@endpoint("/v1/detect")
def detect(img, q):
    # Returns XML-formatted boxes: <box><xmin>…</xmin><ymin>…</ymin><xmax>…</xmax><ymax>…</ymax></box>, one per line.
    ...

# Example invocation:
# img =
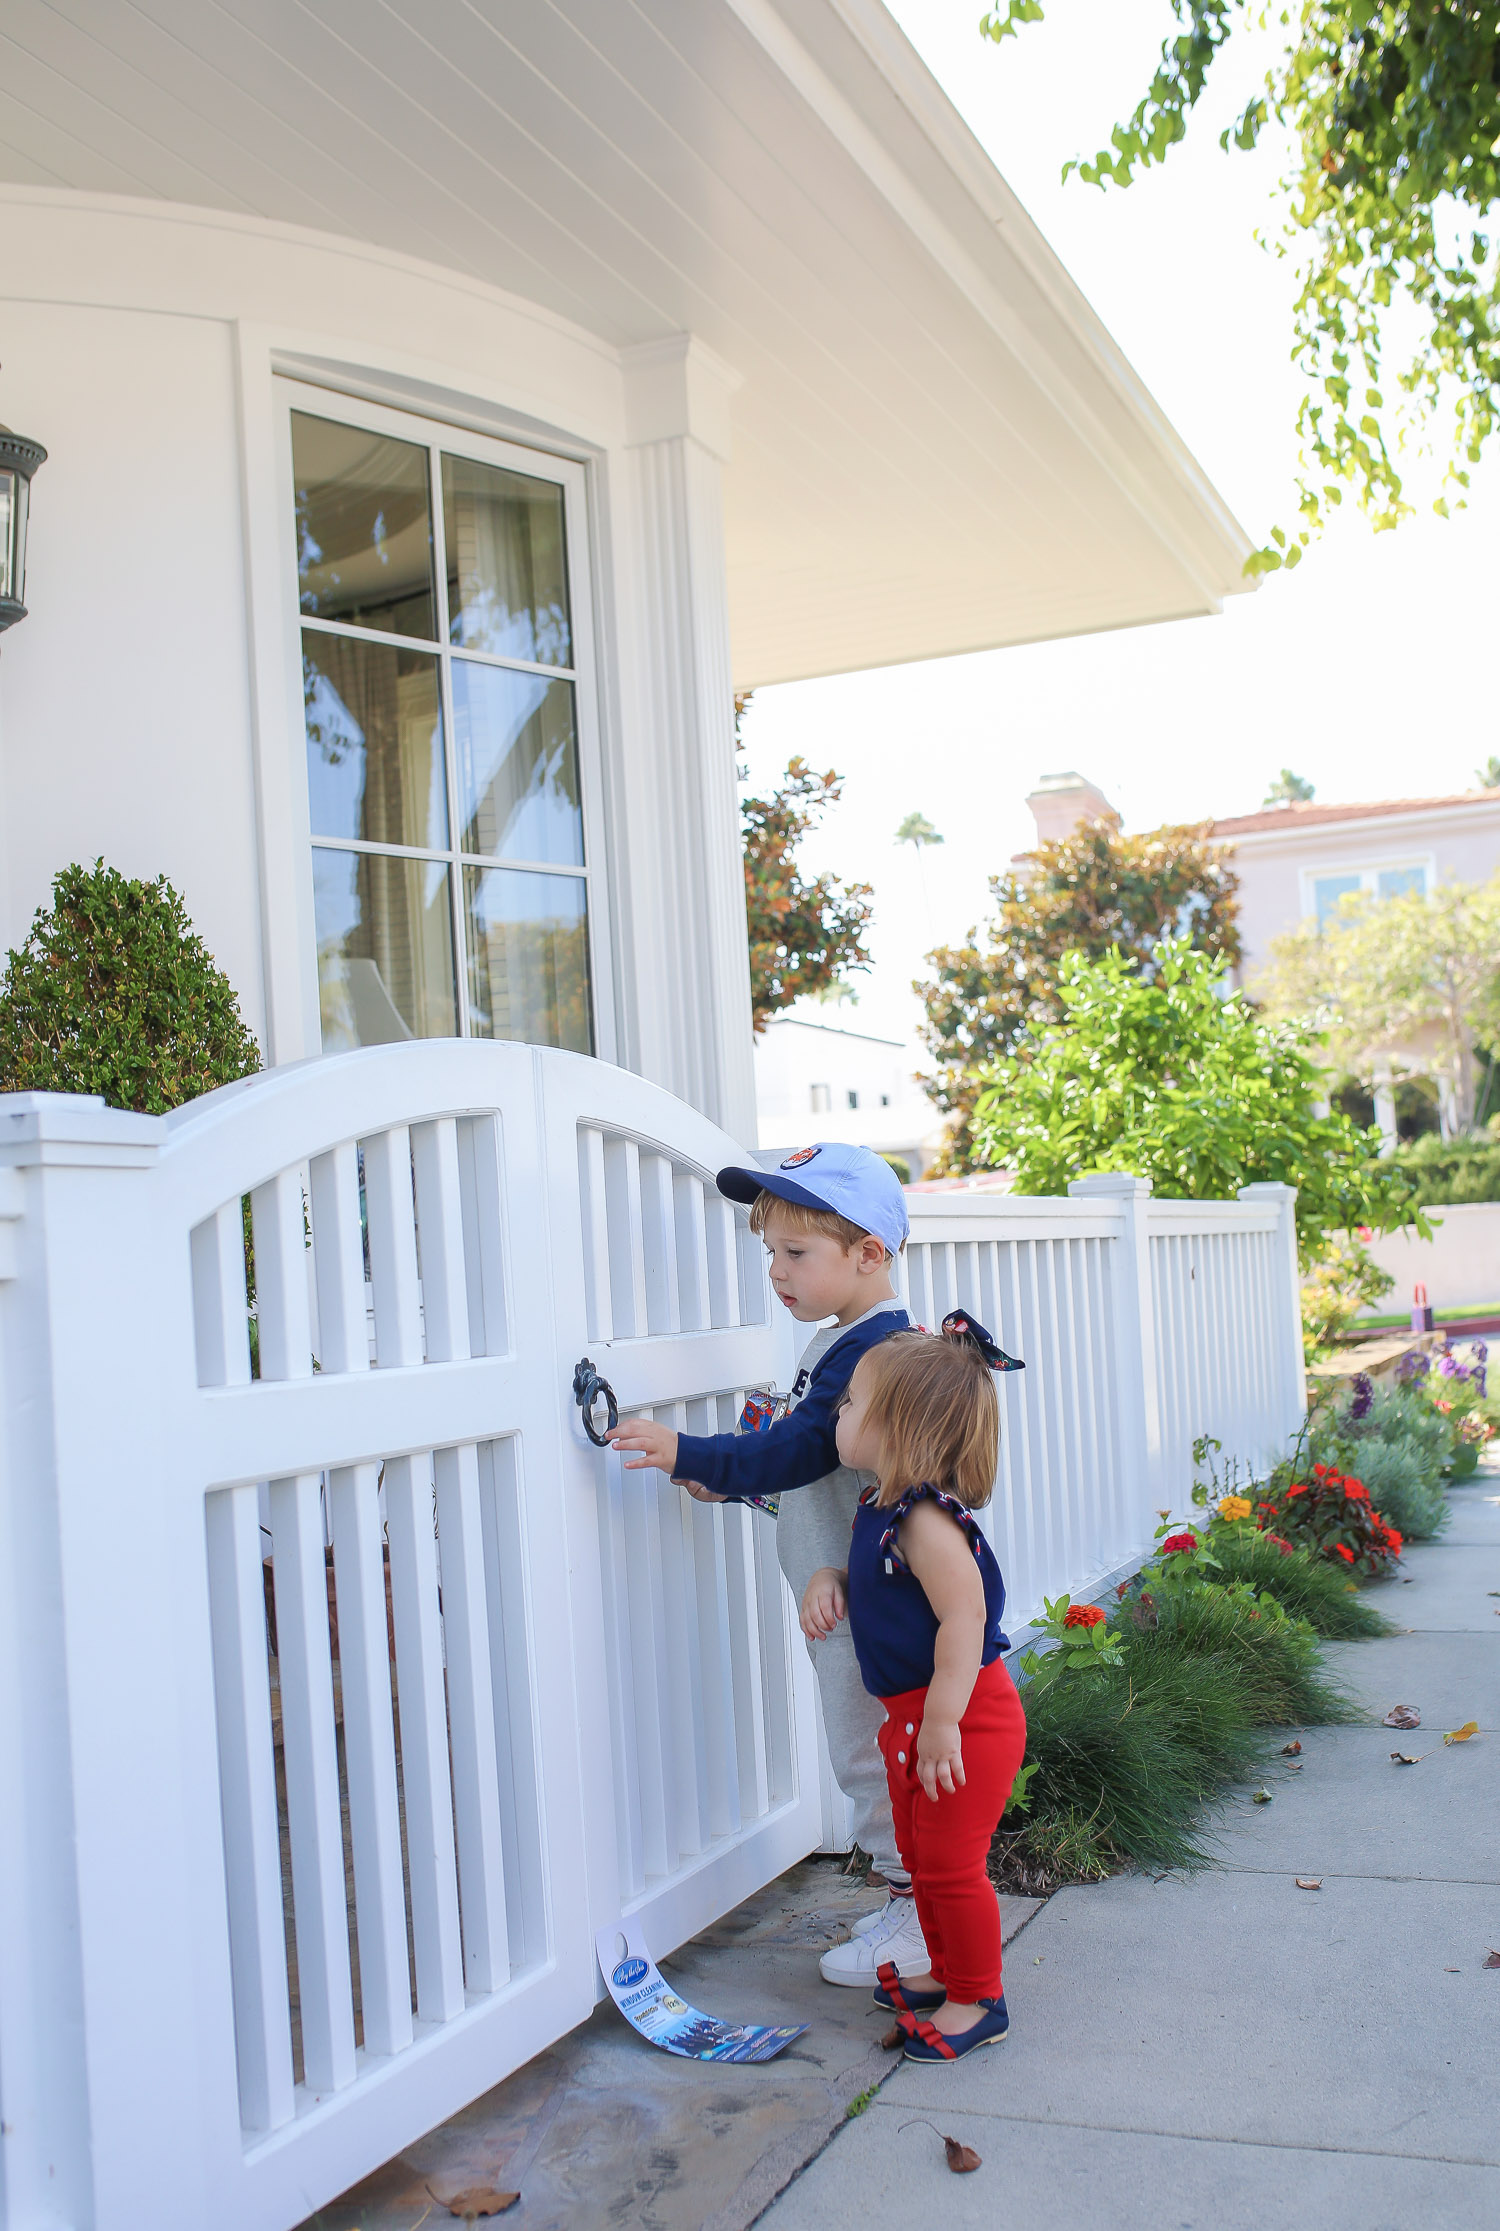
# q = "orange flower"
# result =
<box><xmin>1331</xmin><ymin>1543</ymin><xmax>1355</xmax><ymax>1563</ymax></box>
<box><xmin>1063</xmin><ymin>1603</ymin><xmax>1106</xmax><ymax>1629</ymax></box>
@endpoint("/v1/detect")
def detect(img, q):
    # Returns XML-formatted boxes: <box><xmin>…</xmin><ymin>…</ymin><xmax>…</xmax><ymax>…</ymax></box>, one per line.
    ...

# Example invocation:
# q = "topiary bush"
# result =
<box><xmin>0</xmin><ymin>860</ymin><xmax>260</xmax><ymax>1113</ymax></box>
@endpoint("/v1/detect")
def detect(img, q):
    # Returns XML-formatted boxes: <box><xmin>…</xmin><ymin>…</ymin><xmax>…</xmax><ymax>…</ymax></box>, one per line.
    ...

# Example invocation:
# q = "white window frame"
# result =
<box><xmin>1299</xmin><ymin>852</ymin><xmax>1435</xmax><ymax>927</ymax></box>
<box><xmin>273</xmin><ymin>377</ymin><xmax>616</xmax><ymax>1059</ymax></box>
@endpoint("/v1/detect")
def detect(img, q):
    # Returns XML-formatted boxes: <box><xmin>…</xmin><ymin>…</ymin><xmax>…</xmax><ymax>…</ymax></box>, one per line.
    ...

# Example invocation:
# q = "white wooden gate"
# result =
<box><xmin>0</xmin><ymin>1046</ymin><xmax>816</xmax><ymax>2231</ymax></box>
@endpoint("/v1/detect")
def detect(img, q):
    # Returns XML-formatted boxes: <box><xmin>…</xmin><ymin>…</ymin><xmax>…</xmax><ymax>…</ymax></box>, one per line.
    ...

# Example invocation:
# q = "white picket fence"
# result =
<box><xmin>0</xmin><ymin>1049</ymin><xmax>1305</xmax><ymax>2231</ymax></box>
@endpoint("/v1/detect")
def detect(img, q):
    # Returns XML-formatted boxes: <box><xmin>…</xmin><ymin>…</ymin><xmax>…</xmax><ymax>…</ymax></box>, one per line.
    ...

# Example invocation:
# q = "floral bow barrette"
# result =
<box><xmin>941</xmin><ymin>1308</ymin><xmax>1024</xmax><ymax>1373</ymax></box>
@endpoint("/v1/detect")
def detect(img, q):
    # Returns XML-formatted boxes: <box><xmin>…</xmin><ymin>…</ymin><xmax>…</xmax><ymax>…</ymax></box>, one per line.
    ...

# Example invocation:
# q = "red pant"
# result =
<box><xmin>878</xmin><ymin>1658</ymin><xmax>1028</xmax><ymax>2004</ymax></box>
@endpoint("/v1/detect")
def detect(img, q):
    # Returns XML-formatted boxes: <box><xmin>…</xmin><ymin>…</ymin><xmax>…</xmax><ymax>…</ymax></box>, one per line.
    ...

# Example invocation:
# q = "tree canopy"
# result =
<box><xmin>969</xmin><ymin>937</ymin><xmax>1420</xmax><ymax>1257</ymax></box>
<box><xmin>738</xmin><ymin>700</ymin><xmax>873</xmax><ymax>1030</ymax></box>
<box><xmin>1263</xmin><ymin>767</ymin><xmax>1316</xmax><ymax>804</ymax></box>
<box><xmin>982</xmin><ymin>2</ymin><xmax>1500</xmax><ymax>570</ymax></box>
<box><xmin>1257</xmin><ymin>871</ymin><xmax>1500</xmax><ymax>1131</ymax></box>
<box><xmin>915</xmin><ymin>818</ymin><xmax>1240</xmax><ymax>1166</ymax></box>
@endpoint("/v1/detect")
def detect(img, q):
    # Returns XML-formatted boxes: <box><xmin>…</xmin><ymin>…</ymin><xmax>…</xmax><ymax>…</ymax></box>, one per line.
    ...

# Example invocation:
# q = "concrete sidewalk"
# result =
<box><xmin>760</xmin><ymin>1477</ymin><xmax>1500</xmax><ymax>2231</ymax></box>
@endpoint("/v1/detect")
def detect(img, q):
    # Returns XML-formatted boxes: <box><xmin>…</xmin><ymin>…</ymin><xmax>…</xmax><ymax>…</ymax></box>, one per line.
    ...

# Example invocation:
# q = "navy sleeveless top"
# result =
<box><xmin>846</xmin><ymin>1485</ymin><xmax>1009</xmax><ymax>1699</ymax></box>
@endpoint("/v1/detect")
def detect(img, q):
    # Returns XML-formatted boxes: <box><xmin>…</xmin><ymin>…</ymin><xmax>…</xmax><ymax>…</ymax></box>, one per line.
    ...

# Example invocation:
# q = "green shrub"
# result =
<box><xmin>1208</xmin><ymin>1528</ymin><xmax>1394</xmax><ymax>1636</ymax></box>
<box><xmin>0</xmin><ymin>860</ymin><xmax>260</xmax><ymax>1113</ymax></box>
<box><xmin>1338</xmin><ymin>1436</ymin><xmax>1450</xmax><ymax>1540</ymax></box>
<box><xmin>1388</xmin><ymin>1131</ymin><xmax>1500</xmax><ymax>1207</ymax></box>
<box><xmin>1334</xmin><ymin>1385</ymin><xmax>1448</xmax><ymax>1490</ymax></box>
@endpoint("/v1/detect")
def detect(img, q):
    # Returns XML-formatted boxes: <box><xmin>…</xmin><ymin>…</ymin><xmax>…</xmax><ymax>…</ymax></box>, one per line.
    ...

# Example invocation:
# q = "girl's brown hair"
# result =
<box><xmin>854</xmin><ymin>1330</ymin><xmax>999</xmax><ymax>1510</ymax></box>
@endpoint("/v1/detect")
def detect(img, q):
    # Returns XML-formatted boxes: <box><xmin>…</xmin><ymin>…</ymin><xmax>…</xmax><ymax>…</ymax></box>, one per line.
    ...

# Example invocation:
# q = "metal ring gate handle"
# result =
<box><xmin>572</xmin><ymin>1355</ymin><xmax>619</xmax><ymax>1447</ymax></box>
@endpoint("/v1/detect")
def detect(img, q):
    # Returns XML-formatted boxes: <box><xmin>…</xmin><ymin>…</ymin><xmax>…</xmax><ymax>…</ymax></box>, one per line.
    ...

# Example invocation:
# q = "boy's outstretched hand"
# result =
<box><xmin>605</xmin><ymin>1417</ymin><xmax>681</xmax><ymax>1475</ymax></box>
<box><xmin>800</xmin><ymin>1566</ymin><xmax>847</xmax><ymax>1642</ymax></box>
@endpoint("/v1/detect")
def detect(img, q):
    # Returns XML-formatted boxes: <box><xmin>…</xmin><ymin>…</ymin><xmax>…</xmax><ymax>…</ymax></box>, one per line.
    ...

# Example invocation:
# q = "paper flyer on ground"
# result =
<box><xmin>597</xmin><ymin>1924</ymin><xmax>808</xmax><ymax>2062</ymax></box>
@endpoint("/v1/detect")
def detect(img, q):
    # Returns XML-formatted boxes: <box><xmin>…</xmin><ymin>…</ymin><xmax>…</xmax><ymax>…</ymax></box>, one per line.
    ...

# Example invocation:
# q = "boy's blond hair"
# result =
<box><xmin>750</xmin><ymin>1188</ymin><xmax>901</xmax><ymax>1260</ymax></box>
<box><xmin>854</xmin><ymin>1331</ymin><xmax>999</xmax><ymax>1510</ymax></box>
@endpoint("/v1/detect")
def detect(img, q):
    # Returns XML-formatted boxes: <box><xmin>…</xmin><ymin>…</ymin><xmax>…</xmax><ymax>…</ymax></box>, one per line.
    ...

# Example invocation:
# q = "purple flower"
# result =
<box><xmin>1438</xmin><ymin>1354</ymin><xmax>1468</xmax><ymax>1379</ymax></box>
<box><xmin>1474</xmin><ymin>1340</ymin><xmax>1489</xmax><ymax>1364</ymax></box>
<box><xmin>1348</xmin><ymin>1372</ymin><xmax>1374</xmax><ymax>1420</ymax></box>
<box><xmin>1397</xmin><ymin>1352</ymin><xmax>1430</xmax><ymax>1383</ymax></box>
<box><xmin>1476</xmin><ymin>1368</ymin><xmax>1488</xmax><ymax>1399</ymax></box>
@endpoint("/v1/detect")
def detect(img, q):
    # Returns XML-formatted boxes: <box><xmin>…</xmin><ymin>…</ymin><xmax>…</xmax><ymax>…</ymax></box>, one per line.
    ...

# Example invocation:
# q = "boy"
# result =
<box><xmin>607</xmin><ymin>1142</ymin><xmax>930</xmax><ymax>1986</ymax></box>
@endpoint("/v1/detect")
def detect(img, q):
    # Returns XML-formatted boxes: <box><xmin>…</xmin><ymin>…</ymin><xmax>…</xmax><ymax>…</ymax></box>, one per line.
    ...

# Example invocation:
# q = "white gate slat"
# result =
<box><xmin>205</xmin><ymin>1483</ymin><xmax>295</xmax><ymax>2133</ymax></box>
<box><xmin>594</xmin><ymin>1454</ymin><xmax>645</xmax><ymax>1899</ymax></box>
<box><xmin>656</xmin><ymin>1461</ymin><xmax>710</xmax><ymax>1859</ymax></box>
<box><xmin>252</xmin><ymin>1170</ymin><xmax>312</xmax><ymax>1383</ymax></box>
<box><xmin>412</xmin><ymin>1120</ymin><xmax>472</xmax><ymax>1365</ymax></box>
<box><xmin>362</xmin><ymin>1127</ymin><xmax>424</xmax><ymax>1369</ymax></box>
<box><xmin>620</xmin><ymin>1462</ymin><xmax>674</xmax><ymax>1880</ymax></box>
<box><xmin>476</xmin><ymin>1436</ymin><xmax>548</xmax><ymax>1973</ymax></box>
<box><xmin>751</xmin><ymin>1510</ymin><xmax>794</xmax><ymax>1804</ymax></box>
<box><xmin>308</xmin><ymin>1142</ymin><xmax>368</xmax><ymax>1377</ymax></box>
<box><xmin>577</xmin><ymin>1124</ymin><xmax>613</xmax><ymax>1344</ymax></box>
<box><xmin>603</xmin><ymin>1135</ymin><xmax>648</xmax><ymax>1339</ymax></box>
<box><xmin>383</xmin><ymin>1451</ymin><xmax>466</xmax><ymax>2023</ymax></box>
<box><xmin>267</xmin><ymin>1470</ymin><xmax>356</xmax><ymax>2094</ymax></box>
<box><xmin>721</xmin><ymin>1499</ymin><xmax>771</xmax><ymax>1825</ymax></box>
<box><xmin>672</xmin><ymin>1171</ymin><xmax>712</xmax><ymax>1334</ymax></box>
<box><xmin>192</xmin><ymin>1201</ymin><xmax>252</xmax><ymax>1388</ymax></box>
<box><xmin>638</xmin><ymin>1150</ymin><xmax>682</xmax><ymax>1336</ymax></box>
<box><xmin>455</xmin><ymin>1114</ymin><xmax>508</xmax><ymax>1358</ymax></box>
<box><xmin>690</xmin><ymin>1496</ymin><xmax>740</xmax><ymax>1841</ymax></box>
<box><xmin>433</xmin><ymin>1441</ymin><xmax>510</xmax><ymax>1994</ymax></box>
<box><xmin>704</xmin><ymin>1190</ymin><xmax>738</xmax><ymax>1329</ymax></box>
<box><xmin>326</xmin><ymin>1462</ymin><xmax>411</xmax><ymax>2059</ymax></box>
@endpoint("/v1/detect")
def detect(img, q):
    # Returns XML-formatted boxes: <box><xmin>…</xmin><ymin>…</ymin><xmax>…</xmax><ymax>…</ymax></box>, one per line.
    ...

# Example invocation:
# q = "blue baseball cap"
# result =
<box><xmin>716</xmin><ymin>1142</ymin><xmax>910</xmax><ymax>1257</ymax></box>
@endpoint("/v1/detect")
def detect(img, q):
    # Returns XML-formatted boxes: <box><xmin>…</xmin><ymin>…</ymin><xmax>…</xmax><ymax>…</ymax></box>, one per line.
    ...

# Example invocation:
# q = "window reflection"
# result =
<box><xmin>443</xmin><ymin>453</ymin><xmax>571</xmax><ymax>667</ymax></box>
<box><xmin>463</xmin><ymin>868</ymin><xmax>590</xmax><ymax>1051</ymax></box>
<box><xmin>294</xmin><ymin>413</ymin><xmax>436</xmax><ymax>639</ymax></box>
<box><xmin>450</xmin><ymin>661</ymin><xmax>582</xmax><ymax>865</ymax></box>
<box><xmin>313</xmin><ymin>849</ymin><xmax>457</xmax><ymax>1048</ymax></box>
<box><xmin>303</xmin><ymin>632</ymin><xmax>448</xmax><ymax>850</ymax></box>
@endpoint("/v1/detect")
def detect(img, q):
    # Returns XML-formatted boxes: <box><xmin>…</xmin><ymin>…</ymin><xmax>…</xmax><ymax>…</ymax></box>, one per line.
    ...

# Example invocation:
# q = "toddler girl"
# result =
<box><xmin>800</xmin><ymin>1316</ymin><xmax>1026</xmax><ymax>2062</ymax></box>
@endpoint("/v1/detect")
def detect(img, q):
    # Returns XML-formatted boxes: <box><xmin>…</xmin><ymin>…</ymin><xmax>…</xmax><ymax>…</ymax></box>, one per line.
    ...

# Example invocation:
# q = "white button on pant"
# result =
<box><xmin>896</xmin><ymin>1750</ymin><xmax>906</xmax><ymax>1763</ymax></box>
<box><xmin>905</xmin><ymin>1722</ymin><xmax>915</xmax><ymax>1735</ymax></box>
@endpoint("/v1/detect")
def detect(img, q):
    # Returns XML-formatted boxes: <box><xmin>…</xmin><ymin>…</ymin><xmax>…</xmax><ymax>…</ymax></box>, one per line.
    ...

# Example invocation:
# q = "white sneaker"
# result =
<box><xmin>850</xmin><ymin>1889</ymin><xmax>910</xmax><ymax>1938</ymax></box>
<box><xmin>819</xmin><ymin>1895</ymin><xmax>930</xmax><ymax>1987</ymax></box>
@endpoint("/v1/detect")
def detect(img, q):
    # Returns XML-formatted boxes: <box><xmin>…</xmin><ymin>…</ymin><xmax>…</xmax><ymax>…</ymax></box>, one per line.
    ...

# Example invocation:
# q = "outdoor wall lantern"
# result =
<box><xmin>0</xmin><ymin>420</ymin><xmax>47</xmax><ymax>634</ymax></box>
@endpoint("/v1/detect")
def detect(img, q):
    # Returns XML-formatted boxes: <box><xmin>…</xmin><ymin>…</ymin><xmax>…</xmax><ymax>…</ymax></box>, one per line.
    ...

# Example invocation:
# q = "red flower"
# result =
<box><xmin>1312</xmin><ymin>1462</ymin><xmax>1328</xmax><ymax>1478</ymax></box>
<box><xmin>1284</xmin><ymin>1483</ymin><xmax>1308</xmax><ymax>1499</ymax></box>
<box><xmin>1266</xmin><ymin>1533</ymin><xmax>1294</xmax><ymax>1556</ymax></box>
<box><xmin>1379</xmin><ymin>1524</ymin><xmax>1403</xmax><ymax>1552</ymax></box>
<box><xmin>1064</xmin><ymin>1603</ymin><xmax>1106</xmax><ymax>1629</ymax></box>
<box><xmin>1330</xmin><ymin>1542</ymin><xmax>1355</xmax><ymax>1563</ymax></box>
<box><xmin>1160</xmin><ymin>1531</ymin><xmax>1199</xmax><ymax>1555</ymax></box>
<box><xmin>1343</xmin><ymin>1479</ymin><xmax>1369</xmax><ymax>1502</ymax></box>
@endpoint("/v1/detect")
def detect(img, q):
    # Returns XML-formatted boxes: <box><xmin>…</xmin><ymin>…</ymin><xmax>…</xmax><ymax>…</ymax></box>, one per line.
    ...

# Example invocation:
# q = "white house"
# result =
<box><xmin>753</xmin><ymin>1013</ymin><xmax>944</xmax><ymax>1175</ymax></box>
<box><xmin>0</xmin><ymin>0</ymin><xmax>1251</xmax><ymax>1153</ymax></box>
<box><xmin>0</xmin><ymin>11</ymin><xmax>1268</xmax><ymax>2227</ymax></box>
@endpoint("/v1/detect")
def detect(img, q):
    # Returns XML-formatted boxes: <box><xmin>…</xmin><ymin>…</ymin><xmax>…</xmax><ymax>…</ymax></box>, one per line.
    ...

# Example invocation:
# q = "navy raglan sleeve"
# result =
<box><xmin>672</xmin><ymin>1312</ymin><xmax>909</xmax><ymax>1501</ymax></box>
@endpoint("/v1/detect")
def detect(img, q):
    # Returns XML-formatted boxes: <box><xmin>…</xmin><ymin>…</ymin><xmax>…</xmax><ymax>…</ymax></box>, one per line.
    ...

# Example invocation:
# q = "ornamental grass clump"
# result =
<box><xmin>1206</xmin><ymin>1527</ymin><xmax>1394</xmax><ymax>1639</ymax></box>
<box><xmin>0</xmin><ymin>859</ymin><xmax>260</xmax><ymax>1112</ymax></box>
<box><xmin>1117</xmin><ymin>1574</ymin><xmax>1360</xmax><ymax>1730</ymax></box>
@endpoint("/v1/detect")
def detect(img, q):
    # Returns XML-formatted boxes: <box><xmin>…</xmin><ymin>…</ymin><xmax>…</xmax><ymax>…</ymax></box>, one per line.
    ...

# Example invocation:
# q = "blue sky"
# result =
<box><xmin>738</xmin><ymin>0</ymin><xmax>1500</xmax><ymax>1064</ymax></box>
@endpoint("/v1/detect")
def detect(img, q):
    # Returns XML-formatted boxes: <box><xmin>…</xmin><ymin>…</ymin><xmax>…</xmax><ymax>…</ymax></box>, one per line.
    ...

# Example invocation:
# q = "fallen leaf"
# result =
<box><xmin>1252</xmin><ymin>1788</ymin><xmax>1273</xmax><ymax>1804</ymax></box>
<box><xmin>1033</xmin><ymin>1955</ymin><xmax>1044</xmax><ymax>1963</ymax></box>
<box><xmin>1484</xmin><ymin>1951</ymin><xmax>1500</xmax><ymax>1970</ymax></box>
<box><xmin>1443</xmin><ymin>1721</ymin><xmax>1480</xmax><ymax>1745</ymax></box>
<box><xmin>429</xmin><ymin>2192</ymin><xmax>520</xmax><ymax>2221</ymax></box>
<box><xmin>1383</xmin><ymin>1706</ymin><xmax>1421</xmax><ymax>1729</ymax></box>
<box><xmin>1295</xmin><ymin>1878</ymin><xmax>1322</xmax><ymax>1890</ymax></box>
<box><xmin>944</xmin><ymin>2136</ymin><xmax>982</xmax><ymax>2173</ymax></box>
<box><xmin>1390</xmin><ymin>1751</ymin><xmax>1425</xmax><ymax>1765</ymax></box>
<box><xmin>1445</xmin><ymin>1967</ymin><xmax>1462</xmax><ymax>1972</ymax></box>
<box><xmin>1488</xmin><ymin>1592</ymin><xmax>1500</xmax><ymax>1598</ymax></box>
<box><xmin>881</xmin><ymin>2021</ymin><xmax>904</xmax><ymax>2051</ymax></box>
<box><xmin>1282</xmin><ymin>1740</ymin><xmax>1303</xmax><ymax>1756</ymax></box>
<box><xmin>1285</xmin><ymin>1761</ymin><xmax>1303</xmax><ymax>1772</ymax></box>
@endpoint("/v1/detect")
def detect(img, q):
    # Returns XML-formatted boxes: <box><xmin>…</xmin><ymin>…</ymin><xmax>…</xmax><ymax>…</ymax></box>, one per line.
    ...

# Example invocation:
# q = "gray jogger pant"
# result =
<box><xmin>805</xmin><ymin>1623</ymin><xmax>900</xmax><ymax>1879</ymax></box>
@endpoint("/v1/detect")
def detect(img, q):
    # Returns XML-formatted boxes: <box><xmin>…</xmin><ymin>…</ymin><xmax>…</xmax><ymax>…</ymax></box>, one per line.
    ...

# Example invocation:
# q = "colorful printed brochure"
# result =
<box><xmin>596</xmin><ymin>1923</ymin><xmax>808</xmax><ymax>2062</ymax></box>
<box><xmin>736</xmin><ymin>1387</ymin><xmax>790</xmax><ymax>1518</ymax></box>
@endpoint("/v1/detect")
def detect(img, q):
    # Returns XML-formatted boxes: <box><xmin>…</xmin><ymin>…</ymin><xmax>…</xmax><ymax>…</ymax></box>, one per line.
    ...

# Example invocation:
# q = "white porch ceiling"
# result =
<box><xmin>0</xmin><ymin>0</ymin><xmax>1254</xmax><ymax>685</ymax></box>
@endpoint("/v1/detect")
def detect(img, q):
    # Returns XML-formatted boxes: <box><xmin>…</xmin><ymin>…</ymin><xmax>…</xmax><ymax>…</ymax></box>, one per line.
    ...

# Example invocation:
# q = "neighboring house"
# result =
<box><xmin>753</xmin><ymin>1014</ymin><xmax>944</xmax><ymax>1176</ymax></box>
<box><xmin>1208</xmin><ymin>792</ymin><xmax>1500</xmax><ymax>984</ymax></box>
<box><xmin>0</xmin><ymin>1</ymin><xmax>1252</xmax><ymax>1149</ymax></box>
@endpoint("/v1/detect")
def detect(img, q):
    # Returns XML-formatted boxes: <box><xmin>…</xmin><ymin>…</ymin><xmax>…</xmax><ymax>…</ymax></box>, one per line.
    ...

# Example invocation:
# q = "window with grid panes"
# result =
<box><xmin>290</xmin><ymin>399</ymin><xmax>596</xmax><ymax>1054</ymax></box>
